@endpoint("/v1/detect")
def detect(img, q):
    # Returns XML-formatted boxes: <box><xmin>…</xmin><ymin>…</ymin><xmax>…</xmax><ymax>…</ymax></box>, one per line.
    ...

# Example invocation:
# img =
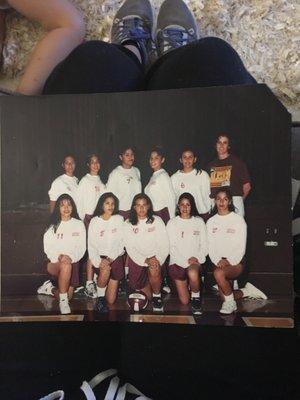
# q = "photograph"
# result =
<box><xmin>0</xmin><ymin>83</ymin><xmax>293</xmax><ymax>327</ymax></box>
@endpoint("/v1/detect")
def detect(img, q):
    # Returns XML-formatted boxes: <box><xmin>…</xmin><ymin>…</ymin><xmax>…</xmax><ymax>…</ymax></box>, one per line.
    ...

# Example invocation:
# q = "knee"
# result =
<box><xmin>213</xmin><ymin>268</ymin><xmax>225</xmax><ymax>281</ymax></box>
<box><xmin>188</xmin><ymin>269</ymin><xmax>199</xmax><ymax>282</ymax></box>
<box><xmin>148</xmin><ymin>266</ymin><xmax>161</xmax><ymax>278</ymax></box>
<box><xmin>59</xmin><ymin>260</ymin><xmax>72</xmax><ymax>272</ymax></box>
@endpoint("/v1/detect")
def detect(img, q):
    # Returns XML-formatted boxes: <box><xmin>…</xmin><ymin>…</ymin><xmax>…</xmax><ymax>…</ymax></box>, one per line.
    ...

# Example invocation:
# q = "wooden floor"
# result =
<box><xmin>0</xmin><ymin>291</ymin><xmax>294</xmax><ymax>328</ymax></box>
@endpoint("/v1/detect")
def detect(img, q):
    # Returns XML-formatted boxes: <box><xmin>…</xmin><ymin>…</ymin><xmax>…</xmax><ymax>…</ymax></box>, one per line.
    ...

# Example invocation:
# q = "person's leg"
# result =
<box><xmin>148</xmin><ymin>264</ymin><xmax>164</xmax><ymax>312</ymax></box>
<box><xmin>47</xmin><ymin>260</ymin><xmax>72</xmax><ymax>314</ymax></box>
<box><xmin>106</xmin><ymin>279</ymin><xmax>119</xmax><ymax>305</ymax></box>
<box><xmin>94</xmin><ymin>263</ymin><xmax>111</xmax><ymax>312</ymax></box>
<box><xmin>174</xmin><ymin>280</ymin><xmax>190</xmax><ymax>305</ymax></box>
<box><xmin>187</xmin><ymin>264</ymin><xmax>203</xmax><ymax>314</ymax></box>
<box><xmin>8</xmin><ymin>0</ymin><xmax>85</xmax><ymax>95</ymax></box>
<box><xmin>105</xmin><ymin>256</ymin><xmax>125</xmax><ymax>305</ymax></box>
<box><xmin>85</xmin><ymin>259</ymin><xmax>96</xmax><ymax>298</ymax></box>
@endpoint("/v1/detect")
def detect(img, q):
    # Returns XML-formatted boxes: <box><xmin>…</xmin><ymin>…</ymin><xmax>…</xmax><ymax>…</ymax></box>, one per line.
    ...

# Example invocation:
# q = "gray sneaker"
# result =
<box><xmin>111</xmin><ymin>0</ymin><xmax>156</xmax><ymax>67</ymax></box>
<box><xmin>156</xmin><ymin>0</ymin><xmax>198</xmax><ymax>57</ymax></box>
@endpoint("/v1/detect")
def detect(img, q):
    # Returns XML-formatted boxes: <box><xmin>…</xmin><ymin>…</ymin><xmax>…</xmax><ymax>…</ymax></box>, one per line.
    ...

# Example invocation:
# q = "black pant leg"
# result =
<box><xmin>145</xmin><ymin>37</ymin><xmax>257</xmax><ymax>90</ymax></box>
<box><xmin>43</xmin><ymin>40</ymin><xmax>144</xmax><ymax>95</ymax></box>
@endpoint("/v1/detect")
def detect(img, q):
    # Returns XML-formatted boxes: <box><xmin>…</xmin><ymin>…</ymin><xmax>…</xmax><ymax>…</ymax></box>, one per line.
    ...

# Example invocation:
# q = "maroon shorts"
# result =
<box><xmin>168</xmin><ymin>264</ymin><xmax>188</xmax><ymax>281</ymax></box>
<box><xmin>84</xmin><ymin>214</ymin><xmax>93</xmax><ymax>230</ymax></box>
<box><xmin>154</xmin><ymin>207</ymin><xmax>170</xmax><ymax>224</ymax></box>
<box><xmin>127</xmin><ymin>256</ymin><xmax>149</xmax><ymax>290</ymax></box>
<box><xmin>93</xmin><ymin>256</ymin><xmax>125</xmax><ymax>281</ymax></box>
<box><xmin>119</xmin><ymin>210</ymin><xmax>130</xmax><ymax>220</ymax></box>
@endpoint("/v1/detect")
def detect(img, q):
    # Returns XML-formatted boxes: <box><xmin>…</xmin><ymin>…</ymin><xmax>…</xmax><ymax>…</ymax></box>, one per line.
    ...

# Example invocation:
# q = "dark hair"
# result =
<box><xmin>118</xmin><ymin>145</ymin><xmax>135</xmax><ymax>156</ymax></box>
<box><xmin>180</xmin><ymin>148</ymin><xmax>202</xmax><ymax>175</ymax></box>
<box><xmin>93</xmin><ymin>192</ymin><xmax>119</xmax><ymax>217</ymax></box>
<box><xmin>211</xmin><ymin>188</ymin><xmax>236</xmax><ymax>216</ymax></box>
<box><xmin>150</xmin><ymin>146</ymin><xmax>165</xmax><ymax>159</ymax></box>
<box><xmin>47</xmin><ymin>194</ymin><xmax>80</xmax><ymax>233</ymax></box>
<box><xmin>176</xmin><ymin>192</ymin><xmax>200</xmax><ymax>218</ymax></box>
<box><xmin>129</xmin><ymin>193</ymin><xmax>154</xmax><ymax>225</ymax></box>
<box><xmin>86</xmin><ymin>153</ymin><xmax>100</xmax><ymax>168</ymax></box>
<box><xmin>62</xmin><ymin>154</ymin><xmax>75</xmax><ymax>164</ymax></box>
<box><xmin>215</xmin><ymin>134</ymin><xmax>230</xmax><ymax>143</ymax></box>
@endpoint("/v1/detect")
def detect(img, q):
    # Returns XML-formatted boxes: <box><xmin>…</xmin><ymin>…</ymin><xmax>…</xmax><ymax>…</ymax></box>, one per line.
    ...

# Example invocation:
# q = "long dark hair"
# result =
<box><xmin>180</xmin><ymin>148</ymin><xmax>202</xmax><ymax>175</ymax></box>
<box><xmin>47</xmin><ymin>194</ymin><xmax>80</xmax><ymax>233</ymax></box>
<box><xmin>129</xmin><ymin>193</ymin><xmax>154</xmax><ymax>225</ymax></box>
<box><xmin>86</xmin><ymin>153</ymin><xmax>100</xmax><ymax>170</ymax></box>
<box><xmin>93</xmin><ymin>192</ymin><xmax>119</xmax><ymax>217</ymax></box>
<box><xmin>211</xmin><ymin>187</ymin><xmax>236</xmax><ymax>216</ymax></box>
<box><xmin>176</xmin><ymin>192</ymin><xmax>200</xmax><ymax>218</ymax></box>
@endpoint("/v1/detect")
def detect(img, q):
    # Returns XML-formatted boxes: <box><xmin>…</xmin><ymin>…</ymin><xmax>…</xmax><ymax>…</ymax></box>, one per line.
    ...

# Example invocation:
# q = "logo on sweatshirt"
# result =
<box><xmin>148</xmin><ymin>227</ymin><xmax>155</xmax><ymax>232</ymax></box>
<box><xmin>180</xmin><ymin>182</ymin><xmax>185</xmax><ymax>188</ymax></box>
<box><xmin>212</xmin><ymin>227</ymin><xmax>218</xmax><ymax>233</ymax></box>
<box><xmin>72</xmin><ymin>232</ymin><xmax>80</xmax><ymax>236</ymax></box>
<box><xmin>133</xmin><ymin>227</ymin><xmax>139</xmax><ymax>234</ymax></box>
<box><xmin>100</xmin><ymin>230</ymin><xmax>105</xmax><ymax>237</ymax></box>
<box><xmin>56</xmin><ymin>233</ymin><xmax>64</xmax><ymax>239</ymax></box>
<box><xmin>126</xmin><ymin>176</ymin><xmax>133</xmax><ymax>184</ymax></box>
<box><xmin>193</xmin><ymin>230</ymin><xmax>200</xmax><ymax>235</ymax></box>
<box><xmin>111</xmin><ymin>228</ymin><xmax>117</xmax><ymax>233</ymax></box>
<box><xmin>227</xmin><ymin>228</ymin><xmax>236</xmax><ymax>234</ymax></box>
<box><xmin>95</xmin><ymin>186</ymin><xmax>100</xmax><ymax>192</ymax></box>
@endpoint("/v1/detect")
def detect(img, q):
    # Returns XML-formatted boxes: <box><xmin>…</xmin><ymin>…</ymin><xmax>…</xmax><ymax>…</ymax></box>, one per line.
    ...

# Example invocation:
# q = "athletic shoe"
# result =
<box><xmin>162</xmin><ymin>276</ymin><xmax>171</xmax><ymax>294</ymax></box>
<box><xmin>84</xmin><ymin>282</ymin><xmax>97</xmax><ymax>298</ymax></box>
<box><xmin>39</xmin><ymin>390</ymin><xmax>64</xmax><ymax>400</ymax></box>
<box><xmin>59</xmin><ymin>298</ymin><xmax>71</xmax><ymax>315</ymax></box>
<box><xmin>94</xmin><ymin>296</ymin><xmax>108</xmax><ymax>313</ymax></box>
<box><xmin>242</xmin><ymin>282</ymin><xmax>268</xmax><ymax>300</ymax></box>
<box><xmin>219</xmin><ymin>299</ymin><xmax>237</xmax><ymax>315</ymax></box>
<box><xmin>37</xmin><ymin>280</ymin><xmax>55</xmax><ymax>296</ymax></box>
<box><xmin>111</xmin><ymin>0</ymin><xmax>156</xmax><ymax>67</ymax></box>
<box><xmin>156</xmin><ymin>0</ymin><xmax>198</xmax><ymax>57</ymax></box>
<box><xmin>73</xmin><ymin>285</ymin><xmax>86</xmax><ymax>299</ymax></box>
<box><xmin>191</xmin><ymin>297</ymin><xmax>202</xmax><ymax>315</ymax></box>
<box><xmin>152</xmin><ymin>296</ymin><xmax>164</xmax><ymax>312</ymax></box>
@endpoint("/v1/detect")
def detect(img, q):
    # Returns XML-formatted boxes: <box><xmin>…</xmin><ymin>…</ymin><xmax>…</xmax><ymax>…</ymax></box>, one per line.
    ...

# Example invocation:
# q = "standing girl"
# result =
<box><xmin>48</xmin><ymin>155</ymin><xmax>78</xmax><ymax>213</ymax></box>
<box><xmin>207</xmin><ymin>188</ymin><xmax>267</xmax><ymax>314</ymax></box>
<box><xmin>43</xmin><ymin>194</ymin><xmax>86</xmax><ymax>314</ymax></box>
<box><xmin>106</xmin><ymin>146</ymin><xmax>141</xmax><ymax>220</ymax></box>
<box><xmin>144</xmin><ymin>147</ymin><xmax>175</xmax><ymax>223</ymax></box>
<box><xmin>171</xmin><ymin>149</ymin><xmax>211</xmax><ymax>220</ymax></box>
<box><xmin>76</xmin><ymin>154</ymin><xmax>106</xmax><ymax>298</ymax></box>
<box><xmin>88</xmin><ymin>193</ymin><xmax>125</xmax><ymax>312</ymax></box>
<box><xmin>124</xmin><ymin>194</ymin><xmax>169</xmax><ymax>312</ymax></box>
<box><xmin>167</xmin><ymin>193</ymin><xmax>207</xmax><ymax>314</ymax></box>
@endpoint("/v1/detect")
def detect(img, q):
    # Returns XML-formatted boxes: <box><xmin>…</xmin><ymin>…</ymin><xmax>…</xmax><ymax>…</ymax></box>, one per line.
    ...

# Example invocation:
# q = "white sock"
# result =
<box><xmin>59</xmin><ymin>292</ymin><xmax>68</xmax><ymax>301</ymax></box>
<box><xmin>86</xmin><ymin>280</ymin><xmax>93</xmax><ymax>286</ymax></box>
<box><xmin>224</xmin><ymin>293</ymin><xmax>234</xmax><ymax>302</ymax></box>
<box><xmin>153</xmin><ymin>292</ymin><xmax>161</xmax><ymax>298</ymax></box>
<box><xmin>97</xmin><ymin>286</ymin><xmax>106</xmax><ymax>297</ymax></box>
<box><xmin>191</xmin><ymin>291</ymin><xmax>200</xmax><ymax>298</ymax></box>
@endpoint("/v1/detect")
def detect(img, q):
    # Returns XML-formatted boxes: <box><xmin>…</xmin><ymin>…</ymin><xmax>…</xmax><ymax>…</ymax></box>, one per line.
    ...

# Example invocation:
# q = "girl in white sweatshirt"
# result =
<box><xmin>144</xmin><ymin>147</ymin><xmax>176</xmax><ymax>224</ymax></box>
<box><xmin>76</xmin><ymin>154</ymin><xmax>106</xmax><ymax>298</ymax></box>
<box><xmin>43</xmin><ymin>194</ymin><xmax>86</xmax><ymax>315</ymax></box>
<box><xmin>124</xmin><ymin>194</ymin><xmax>169</xmax><ymax>312</ymax></box>
<box><xmin>207</xmin><ymin>188</ymin><xmax>267</xmax><ymax>314</ymax></box>
<box><xmin>88</xmin><ymin>192</ymin><xmax>125</xmax><ymax>313</ymax></box>
<box><xmin>167</xmin><ymin>193</ymin><xmax>207</xmax><ymax>315</ymax></box>
<box><xmin>106</xmin><ymin>146</ymin><xmax>141</xmax><ymax>220</ymax></box>
<box><xmin>171</xmin><ymin>149</ymin><xmax>211</xmax><ymax>220</ymax></box>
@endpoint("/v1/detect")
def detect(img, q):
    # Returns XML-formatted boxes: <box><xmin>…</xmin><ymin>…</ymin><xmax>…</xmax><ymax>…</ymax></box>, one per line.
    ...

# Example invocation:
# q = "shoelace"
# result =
<box><xmin>158</xmin><ymin>27</ymin><xmax>195</xmax><ymax>52</ymax></box>
<box><xmin>114</xmin><ymin>17</ymin><xmax>151</xmax><ymax>46</ymax></box>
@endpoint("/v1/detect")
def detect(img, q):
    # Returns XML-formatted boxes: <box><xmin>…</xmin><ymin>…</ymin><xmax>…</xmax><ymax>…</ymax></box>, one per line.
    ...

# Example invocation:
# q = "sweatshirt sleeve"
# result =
<box><xmin>171</xmin><ymin>174</ymin><xmax>179</xmax><ymax>202</ymax></box>
<box><xmin>166</xmin><ymin>219</ymin><xmax>188</xmax><ymax>268</ymax></box>
<box><xmin>162</xmin><ymin>174</ymin><xmax>176</xmax><ymax>218</ymax></box>
<box><xmin>155</xmin><ymin>218</ymin><xmax>170</xmax><ymax>266</ymax></box>
<box><xmin>76</xmin><ymin>178</ymin><xmax>86</xmax><ymax>221</ymax></box>
<box><xmin>207</xmin><ymin>219</ymin><xmax>223</xmax><ymax>266</ymax></box>
<box><xmin>43</xmin><ymin>227</ymin><xmax>59</xmax><ymax>263</ymax></box>
<box><xmin>123</xmin><ymin>222</ymin><xmax>148</xmax><ymax>267</ymax></box>
<box><xmin>88</xmin><ymin>219</ymin><xmax>101</xmax><ymax>268</ymax></box>
<box><xmin>196</xmin><ymin>218</ymin><xmax>208</xmax><ymax>264</ymax></box>
<box><xmin>106</xmin><ymin>170</ymin><xmax>118</xmax><ymax>195</ymax></box>
<box><xmin>226</xmin><ymin>218</ymin><xmax>247</xmax><ymax>265</ymax></box>
<box><xmin>48</xmin><ymin>178</ymin><xmax>62</xmax><ymax>202</ymax></box>
<box><xmin>107</xmin><ymin>216</ymin><xmax>124</xmax><ymax>261</ymax></box>
<box><xmin>68</xmin><ymin>221</ymin><xmax>86</xmax><ymax>263</ymax></box>
<box><xmin>200</xmin><ymin>170</ymin><xmax>212</xmax><ymax>213</ymax></box>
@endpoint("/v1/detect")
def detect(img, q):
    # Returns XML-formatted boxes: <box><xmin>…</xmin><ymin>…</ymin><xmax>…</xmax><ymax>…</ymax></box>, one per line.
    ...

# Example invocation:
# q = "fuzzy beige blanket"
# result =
<box><xmin>1</xmin><ymin>0</ymin><xmax>299</xmax><ymax>119</ymax></box>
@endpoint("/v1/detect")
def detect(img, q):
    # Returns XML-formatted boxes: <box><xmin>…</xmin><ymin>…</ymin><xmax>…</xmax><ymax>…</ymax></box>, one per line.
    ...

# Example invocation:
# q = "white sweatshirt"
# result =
<box><xmin>88</xmin><ymin>214</ymin><xmax>124</xmax><ymax>268</ymax></box>
<box><xmin>43</xmin><ymin>218</ymin><xmax>86</xmax><ymax>263</ymax></box>
<box><xmin>206</xmin><ymin>212</ymin><xmax>247</xmax><ymax>266</ymax></box>
<box><xmin>171</xmin><ymin>169</ymin><xmax>211</xmax><ymax>214</ymax></box>
<box><xmin>144</xmin><ymin>169</ymin><xmax>176</xmax><ymax>218</ymax></box>
<box><xmin>124</xmin><ymin>216</ymin><xmax>169</xmax><ymax>267</ymax></box>
<box><xmin>167</xmin><ymin>216</ymin><xmax>208</xmax><ymax>268</ymax></box>
<box><xmin>76</xmin><ymin>174</ymin><xmax>106</xmax><ymax>220</ymax></box>
<box><xmin>48</xmin><ymin>174</ymin><xmax>78</xmax><ymax>202</ymax></box>
<box><xmin>106</xmin><ymin>166</ymin><xmax>141</xmax><ymax>211</ymax></box>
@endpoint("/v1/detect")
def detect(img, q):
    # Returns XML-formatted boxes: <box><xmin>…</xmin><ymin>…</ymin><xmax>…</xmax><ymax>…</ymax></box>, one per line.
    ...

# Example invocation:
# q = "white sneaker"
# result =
<box><xmin>37</xmin><ymin>280</ymin><xmax>55</xmax><ymax>296</ymax></box>
<box><xmin>84</xmin><ymin>282</ymin><xmax>97</xmax><ymax>298</ymax></box>
<box><xmin>220</xmin><ymin>299</ymin><xmax>237</xmax><ymax>314</ymax></box>
<box><xmin>59</xmin><ymin>299</ymin><xmax>71</xmax><ymax>315</ymax></box>
<box><xmin>243</xmin><ymin>282</ymin><xmax>268</xmax><ymax>300</ymax></box>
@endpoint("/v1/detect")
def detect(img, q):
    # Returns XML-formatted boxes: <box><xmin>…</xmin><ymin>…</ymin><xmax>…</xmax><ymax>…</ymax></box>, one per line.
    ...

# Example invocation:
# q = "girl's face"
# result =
<box><xmin>63</xmin><ymin>156</ymin><xmax>75</xmax><ymax>176</ymax></box>
<box><xmin>134</xmin><ymin>198</ymin><xmax>150</xmax><ymax>219</ymax></box>
<box><xmin>120</xmin><ymin>149</ymin><xmax>134</xmax><ymax>168</ymax></box>
<box><xmin>216</xmin><ymin>136</ymin><xmax>229</xmax><ymax>157</ymax></box>
<box><xmin>89</xmin><ymin>156</ymin><xmax>100</xmax><ymax>175</ymax></box>
<box><xmin>59</xmin><ymin>199</ymin><xmax>72</xmax><ymax>220</ymax></box>
<box><xmin>149</xmin><ymin>151</ymin><xmax>164</xmax><ymax>171</ymax></box>
<box><xmin>180</xmin><ymin>151</ymin><xmax>196</xmax><ymax>171</ymax></box>
<box><xmin>178</xmin><ymin>198</ymin><xmax>192</xmax><ymax>218</ymax></box>
<box><xmin>102</xmin><ymin>197</ymin><xmax>115</xmax><ymax>216</ymax></box>
<box><xmin>215</xmin><ymin>191</ymin><xmax>230</xmax><ymax>214</ymax></box>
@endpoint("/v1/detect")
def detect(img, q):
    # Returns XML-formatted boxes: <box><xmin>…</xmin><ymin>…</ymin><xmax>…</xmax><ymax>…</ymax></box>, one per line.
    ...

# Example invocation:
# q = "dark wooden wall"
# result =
<box><xmin>1</xmin><ymin>85</ymin><xmax>292</xmax><ymax>295</ymax></box>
